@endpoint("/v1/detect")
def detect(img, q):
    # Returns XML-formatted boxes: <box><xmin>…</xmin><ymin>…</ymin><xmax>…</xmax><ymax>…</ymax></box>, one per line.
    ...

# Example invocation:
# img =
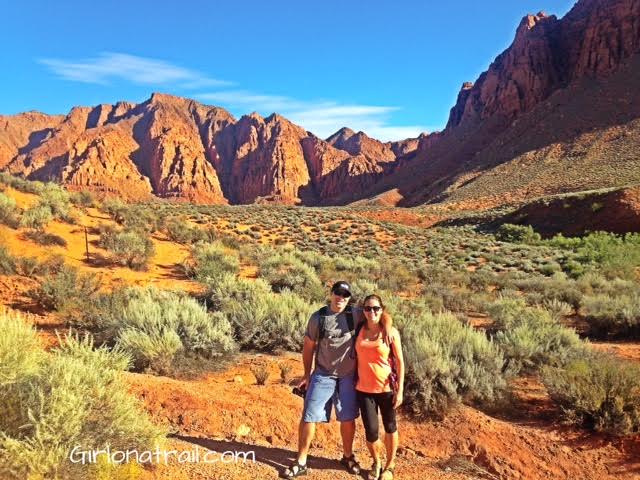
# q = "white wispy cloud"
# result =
<box><xmin>39</xmin><ymin>52</ymin><xmax>429</xmax><ymax>141</ymax></box>
<box><xmin>198</xmin><ymin>90</ymin><xmax>429</xmax><ymax>141</ymax></box>
<box><xmin>39</xmin><ymin>52</ymin><xmax>231</xmax><ymax>88</ymax></box>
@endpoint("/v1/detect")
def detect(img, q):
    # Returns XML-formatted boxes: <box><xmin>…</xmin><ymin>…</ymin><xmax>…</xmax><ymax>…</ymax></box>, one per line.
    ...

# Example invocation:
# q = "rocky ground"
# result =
<box><xmin>122</xmin><ymin>352</ymin><xmax>640</xmax><ymax>480</ymax></box>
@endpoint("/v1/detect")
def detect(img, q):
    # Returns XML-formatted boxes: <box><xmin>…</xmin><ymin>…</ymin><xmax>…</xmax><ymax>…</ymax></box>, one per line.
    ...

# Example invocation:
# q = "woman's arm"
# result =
<box><xmin>391</xmin><ymin>330</ymin><xmax>405</xmax><ymax>409</ymax></box>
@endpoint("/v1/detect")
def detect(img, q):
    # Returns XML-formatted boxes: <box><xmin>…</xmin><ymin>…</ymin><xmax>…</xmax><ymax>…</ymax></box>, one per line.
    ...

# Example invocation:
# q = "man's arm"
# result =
<box><xmin>300</xmin><ymin>336</ymin><xmax>316</xmax><ymax>387</ymax></box>
<box><xmin>299</xmin><ymin>311</ymin><xmax>319</xmax><ymax>389</ymax></box>
<box><xmin>381</xmin><ymin>311</ymin><xmax>394</xmax><ymax>345</ymax></box>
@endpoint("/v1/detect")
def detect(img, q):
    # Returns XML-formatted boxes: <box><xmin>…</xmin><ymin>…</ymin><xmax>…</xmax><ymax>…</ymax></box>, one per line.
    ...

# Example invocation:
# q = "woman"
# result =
<box><xmin>355</xmin><ymin>294</ymin><xmax>405</xmax><ymax>480</ymax></box>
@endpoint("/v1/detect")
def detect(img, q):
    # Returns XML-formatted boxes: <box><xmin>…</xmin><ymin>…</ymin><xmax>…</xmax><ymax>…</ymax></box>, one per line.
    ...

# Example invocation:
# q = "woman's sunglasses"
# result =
<box><xmin>363</xmin><ymin>306</ymin><xmax>382</xmax><ymax>313</ymax></box>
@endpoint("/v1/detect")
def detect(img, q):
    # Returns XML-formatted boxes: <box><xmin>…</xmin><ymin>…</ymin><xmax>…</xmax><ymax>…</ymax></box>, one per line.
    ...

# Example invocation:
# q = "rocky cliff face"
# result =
<box><xmin>0</xmin><ymin>94</ymin><xmax>405</xmax><ymax>205</ymax></box>
<box><xmin>386</xmin><ymin>0</ymin><xmax>640</xmax><ymax>207</ymax></box>
<box><xmin>0</xmin><ymin>112</ymin><xmax>65</xmax><ymax>170</ymax></box>
<box><xmin>326</xmin><ymin>127</ymin><xmax>396</xmax><ymax>163</ymax></box>
<box><xmin>446</xmin><ymin>0</ymin><xmax>640</xmax><ymax>130</ymax></box>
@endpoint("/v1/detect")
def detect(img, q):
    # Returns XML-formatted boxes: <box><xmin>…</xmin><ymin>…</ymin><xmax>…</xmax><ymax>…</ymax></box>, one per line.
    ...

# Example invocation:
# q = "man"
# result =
<box><xmin>282</xmin><ymin>281</ymin><xmax>392</xmax><ymax>479</ymax></box>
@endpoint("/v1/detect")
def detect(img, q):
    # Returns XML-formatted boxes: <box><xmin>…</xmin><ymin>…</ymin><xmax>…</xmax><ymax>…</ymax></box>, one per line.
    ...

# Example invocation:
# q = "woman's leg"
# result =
<box><xmin>377</xmin><ymin>392</ymin><xmax>398</xmax><ymax>471</ymax></box>
<box><xmin>357</xmin><ymin>391</ymin><xmax>383</xmax><ymax>467</ymax></box>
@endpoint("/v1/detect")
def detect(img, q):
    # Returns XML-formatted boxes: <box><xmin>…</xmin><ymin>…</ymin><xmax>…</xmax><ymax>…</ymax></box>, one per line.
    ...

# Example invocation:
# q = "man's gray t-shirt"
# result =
<box><xmin>305</xmin><ymin>307</ymin><xmax>358</xmax><ymax>378</ymax></box>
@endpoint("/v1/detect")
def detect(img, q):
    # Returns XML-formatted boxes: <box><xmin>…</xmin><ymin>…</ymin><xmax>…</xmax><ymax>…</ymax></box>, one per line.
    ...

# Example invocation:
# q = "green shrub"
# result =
<box><xmin>349</xmin><ymin>279</ymin><xmax>380</xmax><ymax>304</ymax></box>
<box><xmin>100</xmin><ymin>228</ymin><xmax>155</xmax><ymax>270</ymax></box>
<box><xmin>580</xmin><ymin>294</ymin><xmax>640</xmax><ymax>338</ymax></box>
<box><xmin>109</xmin><ymin>287</ymin><xmax>237</xmax><ymax>373</ymax></box>
<box><xmin>69</xmin><ymin>190</ymin><xmax>96</xmax><ymax>208</ymax></box>
<box><xmin>0</xmin><ymin>173</ymin><xmax>45</xmax><ymax>194</ymax></box>
<box><xmin>489</xmin><ymin>299</ymin><xmax>585</xmax><ymax>373</ymax></box>
<box><xmin>208</xmin><ymin>274</ymin><xmax>314</xmax><ymax>351</ymax></box>
<box><xmin>183</xmin><ymin>241</ymin><xmax>239</xmax><ymax>282</ymax></box>
<box><xmin>291</xmin><ymin>250</ymin><xmax>329</xmax><ymax>273</ymax></box>
<box><xmin>251</xmin><ymin>364</ymin><xmax>270</xmax><ymax>385</ymax></box>
<box><xmin>0</xmin><ymin>246</ymin><xmax>16</xmax><ymax>275</ymax></box>
<box><xmin>0</xmin><ymin>193</ymin><xmax>20</xmax><ymax>228</ymax></box>
<box><xmin>543</xmin><ymin>353</ymin><xmax>640</xmax><ymax>436</ymax></box>
<box><xmin>278</xmin><ymin>362</ymin><xmax>292</xmax><ymax>383</ymax></box>
<box><xmin>258</xmin><ymin>252</ymin><xmax>323</xmax><ymax>301</ymax></box>
<box><xmin>396</xmin><ymin>310</ymin><xmax>506</xmax><ymax>418</ymax></box>
<box><xmin>547</xmin><ymin>232</ymin><xmax>640</xmax><ymax>280</ymax></box>
<box><xmin>39</xmin><ymin>183</ymin><xmax>73</xmax><ymax>222</ymax></box>
<box><xmin>30</xmin><ymin>265</ymin><xmax>100</xmax><ymax>314</ymax></box>
<box><xmin>102</xmin><ymin>198</ymin><xmax>128</xmax><ymax>223</ymax></box>
<box><xmin>0</xmin><ymin>311</ymin><xmax>164</xmax><ymax>479</ymax></box>
<box><xmin>539</xmin><ymin>261</ymin><xmax>562</xmax><ymax>276</ymax></box>
<box><xmin>165</xmin><ymin>217</ymin><xmax>205</xmax><ymax>244</ymax></box>
<box><xmin>511</xmin><ymin>274</ymin><xmax>583</xmax><ymax>308</ymax></box>
<box><xmin>0</xmin><ymin>309</ymin><xmax>43</xmax><ymax>386</ymax></box>
<box><xmin>120</xmin><ymin>205</ymin><xmax>164</xmax><ymax>233</ymax></box>
<box><xmin>377</xmin><ymin>258</ymin><xmax>416</xmax><ymax>292</ymax></box>
<box><xmin>496</xmin><ymin>224</ymin><xmax>541</xmax><ymax>244</ymax></box>
<box><xmin>578</xmin><ymin>232</ymin><xmax>640</xmax><ymax>279</ymax></box>
<box><xmin>206</xmin><ymin>273</ymin><xmax>272</xmax><ymax>311</ymax></box>
<box><xmin>20</xmin><ymin>204</ymin><xmax>53</xmax><ymax>231</ymax></box>
<box><xmin>543</xmin><ymin>298</ymin><xmax>573</xmax><ymax>320</ymax></box>
<box><xmin>15</xmin><ymin>256</ymin><xmax>40</xmax><ymax>278</ymax></box>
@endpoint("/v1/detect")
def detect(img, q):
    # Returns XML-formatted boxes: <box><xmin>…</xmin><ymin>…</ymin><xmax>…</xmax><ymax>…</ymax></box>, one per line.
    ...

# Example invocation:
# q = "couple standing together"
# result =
<box><xmin>283</xmin><ymin>281</ymin><xmax>405</xmax><ymax>480</ymax></box>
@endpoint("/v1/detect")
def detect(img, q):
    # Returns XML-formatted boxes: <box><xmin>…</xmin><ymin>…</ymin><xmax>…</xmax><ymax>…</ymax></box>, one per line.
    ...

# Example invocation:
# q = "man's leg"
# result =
<box><xmin>297</xmin><ymin>420</ymin><xmax>316</xmax><ymax>466</ymax></box>
<box><xmin>336</xmin><ymin>373</ymin><xmax>361</xmax><ymax>474</ymax></box>
<box><xmin>295</xmin><ymin>371</ymin><xmax>334</xmax><ymax>467</ymax></box>
<box><xmin>339</xmin><ymin>419</ymin><xmax>356</xmax><ymax>457</ymax></box>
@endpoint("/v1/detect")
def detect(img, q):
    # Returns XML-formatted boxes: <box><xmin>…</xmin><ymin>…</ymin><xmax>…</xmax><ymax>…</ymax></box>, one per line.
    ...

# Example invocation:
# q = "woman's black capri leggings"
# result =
<box><xmin>357</xmin><ymin>390</ymin><xmax>397</xmax><ymax>443</ymax></box>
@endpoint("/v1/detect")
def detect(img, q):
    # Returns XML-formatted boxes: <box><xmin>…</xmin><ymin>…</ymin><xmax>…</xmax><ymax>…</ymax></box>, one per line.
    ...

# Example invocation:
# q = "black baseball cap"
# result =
<box><xmin>331</xmin><ymin>281</ymin><xmax>351</xmax><ymax>296</ymax></box>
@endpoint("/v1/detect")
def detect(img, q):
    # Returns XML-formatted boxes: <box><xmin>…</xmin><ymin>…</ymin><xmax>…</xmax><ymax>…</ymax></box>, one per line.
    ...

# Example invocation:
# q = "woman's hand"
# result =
<box><xmin>393</xmin><ymin>389</ymin><xmax>403</xmax><ymax>409</ymax></box>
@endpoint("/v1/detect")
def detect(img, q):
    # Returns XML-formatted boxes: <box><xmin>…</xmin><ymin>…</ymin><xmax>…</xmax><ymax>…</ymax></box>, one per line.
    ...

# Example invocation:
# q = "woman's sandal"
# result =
<box><xmin>340</xmin><ymin>454</ymin><xmax>361</xmax><ymax>475</ymax></box>
<box><xmin>380</xmin><ymin>466</ymin><xmax>395</xmax><ymax>480</ymax></box>
<box><xmin>282</xmin><ymin>462</ymin><xmax>308</xmax><ymax>478</ymax></box>
<box><xmin>368</xmin><ymin>462</ymin><xmax>382</xmax><ymax>480</ymax></box>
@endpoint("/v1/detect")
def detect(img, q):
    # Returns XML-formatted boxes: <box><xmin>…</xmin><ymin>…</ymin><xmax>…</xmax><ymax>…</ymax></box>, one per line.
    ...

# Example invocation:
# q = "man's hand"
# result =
<box><xmin>381</xmin><ymin>325</ymin><xmax>396</xmax><ymax>346</ymax></box>
<box><xmin>298</xmin><ymin>375</ymin><xmax>310</xmax><ymax>390</ymax></box>
<box><xmin>393</xmin><ymin>389</ymin><xmax>403</xmax><ymax>409</ymax></box>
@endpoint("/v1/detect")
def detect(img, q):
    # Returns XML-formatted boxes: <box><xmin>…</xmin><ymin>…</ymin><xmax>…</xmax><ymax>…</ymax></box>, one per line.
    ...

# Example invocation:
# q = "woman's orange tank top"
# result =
<box><xmin>355</xmin><ymin>326</ymin><xmax>392</xmax><ymax>393</ymax></box>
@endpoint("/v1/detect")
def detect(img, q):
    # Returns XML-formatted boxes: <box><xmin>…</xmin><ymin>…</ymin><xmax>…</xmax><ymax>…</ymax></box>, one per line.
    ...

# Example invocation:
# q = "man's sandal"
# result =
<box><xmin>282</xmin><ymin>462</ymin><xmax>308</xmax><ymax>478</ymax></box>
<box><xmin>340</xmin><ymin>454</ymin><xmax>361</xmax><ymax>475</ymax></box>
<box><xmin>368</xmin><ymin>462</ymin><xmax>382</xmax><ymax>480</ymax></box>
<box><xmin>380</xmin><ymin>467</ymin><xmax>395</xmax><ymax>480</ymax></box>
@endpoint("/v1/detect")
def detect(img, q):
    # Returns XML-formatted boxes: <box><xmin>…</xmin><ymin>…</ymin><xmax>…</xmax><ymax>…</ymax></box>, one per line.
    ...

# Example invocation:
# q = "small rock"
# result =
<box><xmin>236</xmin><ymin>424</ymin><xmax>251</xmax><ymax>437</ymax></box>
<box><xmin>233</xmin><ymin>375</ymin><xmax>244</xmax><ymax>384</ymax></box>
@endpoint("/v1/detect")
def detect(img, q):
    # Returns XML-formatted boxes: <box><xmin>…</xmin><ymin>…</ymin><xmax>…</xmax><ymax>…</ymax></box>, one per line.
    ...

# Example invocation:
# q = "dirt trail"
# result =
<box><xmin>125</xmin><ymin>354</ymin><xmax>640</xmax><ymax>480</ymax></box>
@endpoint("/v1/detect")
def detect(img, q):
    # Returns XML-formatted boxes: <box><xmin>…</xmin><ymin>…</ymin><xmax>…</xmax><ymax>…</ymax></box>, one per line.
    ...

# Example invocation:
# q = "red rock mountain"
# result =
<box><xmin>1</xmin><ymin>0</ymin><xmax>639</xmax><ymax>207</ymax></box>
<box><xmin>376</xmin><ymin>0</ymin><xmax>640</xmax><ymax>207</ymax></box>
<box><xmin>0</xmin><ymin>95</ymin><xmax>418</xmax><ymax>205</ymax></box>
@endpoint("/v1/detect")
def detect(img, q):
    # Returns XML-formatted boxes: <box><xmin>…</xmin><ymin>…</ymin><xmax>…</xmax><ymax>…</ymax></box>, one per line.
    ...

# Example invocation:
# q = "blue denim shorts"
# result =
<box><xmin>302</xmin><ymin>370</ymin><xmax>359</xmax><ymax>423</ymax></box>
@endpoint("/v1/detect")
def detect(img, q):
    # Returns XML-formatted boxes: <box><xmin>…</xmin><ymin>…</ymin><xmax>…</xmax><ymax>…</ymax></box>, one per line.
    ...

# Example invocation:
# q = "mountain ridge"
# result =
<box><xmin>1</xmin><ymin>0</ymin><xmax>639</xmax><ymax>207</ymax></box>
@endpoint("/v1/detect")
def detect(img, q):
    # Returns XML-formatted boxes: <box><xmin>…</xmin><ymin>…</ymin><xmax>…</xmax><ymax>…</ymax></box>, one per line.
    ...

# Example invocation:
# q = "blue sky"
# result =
<box><xmin>3</xmin><ymin>0</ymin><xmax>576</xmax><ymax>141</ymax></box>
